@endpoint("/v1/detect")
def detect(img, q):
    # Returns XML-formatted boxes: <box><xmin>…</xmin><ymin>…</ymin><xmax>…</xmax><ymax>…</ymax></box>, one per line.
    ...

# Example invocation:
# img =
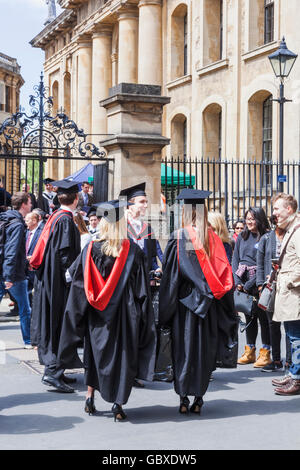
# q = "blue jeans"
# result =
<box><xmin>0</xmin><ymin>280</ymin><xmax>31</xmax><ymax>345</ymax></box>
<box><xmin>284</xmin><ymin>321</ymin><xmax>300</xmax><ymax>379</ymax></box>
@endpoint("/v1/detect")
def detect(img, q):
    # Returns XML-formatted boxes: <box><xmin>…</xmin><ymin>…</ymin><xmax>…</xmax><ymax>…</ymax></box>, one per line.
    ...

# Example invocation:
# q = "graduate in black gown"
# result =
<box><xmin>159</xmin><ymin>189</ymin><xmax>236</xmax><ymax>414</ymax></box>
<box><xmin>30</xmin><ymin>179</ymin><xmax>81</xmax><ymax>393</ymax></box>
<box><xmin>57</xmin><ymin>199</ymin><xmax>157</xmax><ymax>421</ymax></box>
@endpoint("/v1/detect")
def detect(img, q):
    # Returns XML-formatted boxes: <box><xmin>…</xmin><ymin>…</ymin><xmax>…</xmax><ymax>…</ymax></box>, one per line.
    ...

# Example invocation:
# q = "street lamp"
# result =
<box><xmin>268</xmin><ymin>37</ymin><xmax>298</xmax><ymax>192</ymax></box>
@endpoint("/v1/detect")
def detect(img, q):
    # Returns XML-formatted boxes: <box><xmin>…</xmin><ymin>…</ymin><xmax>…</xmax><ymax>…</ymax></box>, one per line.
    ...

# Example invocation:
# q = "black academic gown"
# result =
<box><xmin>57</xmin><ymin>240</ymin><xmax>157</xmax><ymax>405</ymax></box>
<box><xmin>127</xmin><ymin>221</ymin><xmax>159</xmax><ymax>274</ymax></box>
<box><xmin>31</xmin><ymin>211</ymin><xmax>80</xmax><ymax>369</ymax></box>
<box><xmin>159</xmin><ymin>229</ymin><xmax>237</xmax><ymax>398</ymax></box>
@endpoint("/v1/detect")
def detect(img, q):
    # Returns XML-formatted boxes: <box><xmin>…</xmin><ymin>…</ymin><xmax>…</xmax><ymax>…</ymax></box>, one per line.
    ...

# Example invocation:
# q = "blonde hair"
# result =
<box><xmin>97</xmin><ymin>216</ymin><xmax>127</xmax><ymax>258</ymax></box>
<box><xmin>208</xmin><ymin>211</ymin><xmax>230</xmax><ymax>244</ymax></box>
<box><xmin>182</xmin><ymin>204</ymin><xmax>210</xmax><ymax>256</ymax></box>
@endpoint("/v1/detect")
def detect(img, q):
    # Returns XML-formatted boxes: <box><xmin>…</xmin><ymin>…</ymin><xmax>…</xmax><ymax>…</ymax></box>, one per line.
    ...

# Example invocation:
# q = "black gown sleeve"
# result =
<box><xmin>57</xmin><ymin>253</ymin><xmax>88</xmax><ymax>369</ymax></box>
<box><xmin>158</xmin><ymin>236</ymin><xmax>179</xmax><ymax>326</ymax></box>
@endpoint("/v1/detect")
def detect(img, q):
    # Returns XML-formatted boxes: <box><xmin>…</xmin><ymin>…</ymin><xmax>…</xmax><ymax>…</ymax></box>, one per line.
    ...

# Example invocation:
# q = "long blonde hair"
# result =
<box><xmin>208</xmin><ymin>211</ymin><xmax>230</xmax><ymax>244</ymax></box>
<box><xmin>97</xmin><ymin>216</ymin><xmax>127</xmax><ymax>258</ymax></box>
<box><xmin>182</xmin><ymin>204</ymin><xmax>210</xmax><ymax>255</ymax></box>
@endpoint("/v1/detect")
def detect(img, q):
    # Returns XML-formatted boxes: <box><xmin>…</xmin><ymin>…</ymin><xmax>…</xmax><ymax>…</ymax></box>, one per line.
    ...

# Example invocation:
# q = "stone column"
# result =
<box><xmin>138</xmin><ymin>0</ymin><xmax>162</xmax><ymax>85</ymax></box>
<box><xmin>77</xmin><ymin>35</ymin><xmax>92</xmax><ymax>134</ymax></box>
<box><xmin>118</xmin><ymin>10</ymin><xmax>138</xmax><ymax>84</ymax></box>
<box><xmin>91</xmin><ymin>25</ymin><xmax>112</xmax><ymax>137</ymax></box>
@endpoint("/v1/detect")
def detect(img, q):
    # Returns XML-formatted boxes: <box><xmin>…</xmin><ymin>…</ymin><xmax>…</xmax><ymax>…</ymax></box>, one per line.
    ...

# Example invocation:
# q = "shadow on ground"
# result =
<box><xmin>0</xmin><ymin>414</ymin><xmax>83</xmax><ymax>434</ymax></box>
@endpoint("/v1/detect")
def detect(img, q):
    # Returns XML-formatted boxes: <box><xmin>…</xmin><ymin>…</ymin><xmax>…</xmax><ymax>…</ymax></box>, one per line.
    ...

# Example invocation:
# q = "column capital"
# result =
<box><xmin>138</xmin><ymin>0</ymin><xmax>162</xmax><ymax>7</ymax></box>
<box><xmin>91</xmin><ymin>24</ymin><xmax>113</xmax><ymax>39</ymax></box>
<box><xmin>76</xmin><ymin>33</ymin><xmax>92</xmax><ymax>48</ymax></box>
<box><xmin>117</xmin><ymin>7</ymin><xmax>139</xmax><ymax>21</ymax></box>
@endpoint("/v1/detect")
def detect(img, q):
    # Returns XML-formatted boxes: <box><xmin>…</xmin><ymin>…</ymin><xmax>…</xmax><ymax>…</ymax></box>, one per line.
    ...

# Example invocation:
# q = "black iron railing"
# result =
<box><xmin>161</xmin><ymin>157</ymin><xmax>300</xmax><ymax>229</ymax></box>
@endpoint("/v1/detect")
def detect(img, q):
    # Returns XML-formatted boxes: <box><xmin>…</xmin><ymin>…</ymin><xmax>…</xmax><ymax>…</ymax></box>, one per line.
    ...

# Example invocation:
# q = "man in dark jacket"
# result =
<box><xmin>0</xmin><ymin>192</ymin><xmax>32</xmax><ymax>347</ymax></box>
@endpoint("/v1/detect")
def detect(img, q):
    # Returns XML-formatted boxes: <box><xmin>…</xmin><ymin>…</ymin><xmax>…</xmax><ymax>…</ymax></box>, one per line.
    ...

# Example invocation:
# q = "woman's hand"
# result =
<box><xmin>237</xmin><ymin>284</ymin><xmax>244</xmax><ymax>292</ymax></box>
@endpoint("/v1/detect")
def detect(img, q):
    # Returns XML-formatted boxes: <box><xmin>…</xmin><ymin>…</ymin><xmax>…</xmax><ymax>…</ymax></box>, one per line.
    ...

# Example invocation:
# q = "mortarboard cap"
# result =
<box><xmin>176</xmin><ymin>188</ymin><xmax>212</xmax><ymax>204</ymax></box>
<box><xmin>87</xmin><ymin>206</ymin><xmax>98</xmax><ymax>218</ymax></box>
<box><xmin>119</xmin><ymin>182</ymin><xmax>146</xmax><ymax>201</ymax></box>
<box><xmin>43</xmin><ymin>178</ymin><xmax>55</xmax><ymax>184</ymax></box>
<box><xmin>51</xmin><ymin>179</ymin><xmax>79</xmax><ymax>195</ymax></box>
<box><xmin>95</xmin><ymin>199</ymin><xmax>132</xmax><ymax>222</ymax></box>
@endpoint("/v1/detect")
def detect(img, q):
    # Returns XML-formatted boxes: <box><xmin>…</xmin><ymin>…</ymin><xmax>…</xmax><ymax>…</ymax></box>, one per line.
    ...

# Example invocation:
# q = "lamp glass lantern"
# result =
<box><xmin>268</xmin><ymin>37</ymin><xmax>298</xmax><ymax>80</ymax></box>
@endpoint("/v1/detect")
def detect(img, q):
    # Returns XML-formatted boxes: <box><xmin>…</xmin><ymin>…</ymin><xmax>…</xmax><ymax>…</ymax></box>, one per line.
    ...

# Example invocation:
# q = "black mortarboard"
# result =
<box><xmin>95</xmin><ymin>199</ymin><xmax>132</xmax><ymax>222</ymax></box>
<box><xmin>87</xmin><ymin>206</ymin><xmax>97</xmax><ymax>218</ymax></box>
<box><xmin>52</xmin><ymin>179</ymin><xmax>79</xmax><ymax>195</ymax></box>
<box><xmin>119</xmin><ymin>182</ymin><xmax>146</xmax><ymax>201</ymax></box>
<box><xmin>43</xmin><ymin>178</ymin><xmax>55</xmax><ymax>184</ymax></box>
<box><xmin>176</xmin><ymin>189</ymin><xmax>212</xmax><ymax>204</ymax></box>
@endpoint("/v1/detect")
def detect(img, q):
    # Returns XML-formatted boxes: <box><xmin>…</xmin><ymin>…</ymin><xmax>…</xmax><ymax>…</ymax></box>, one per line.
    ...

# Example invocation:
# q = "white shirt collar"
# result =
<box><xmin>60</xmin><ymin>205</ymin><xmax>75</xmax><ymax>215</ymax></box>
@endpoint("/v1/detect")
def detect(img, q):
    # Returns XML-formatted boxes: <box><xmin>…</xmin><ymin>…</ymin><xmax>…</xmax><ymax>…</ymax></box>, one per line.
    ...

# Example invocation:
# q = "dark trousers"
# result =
<box><xmin>245</xmin><ymin>302</ymin><xmax>270</xmax><ymax>346</ymax></box>
<box><xmin>266</xmin><ymin>311</ymin><xmax>292</xmax><ymax>363</ymax></box>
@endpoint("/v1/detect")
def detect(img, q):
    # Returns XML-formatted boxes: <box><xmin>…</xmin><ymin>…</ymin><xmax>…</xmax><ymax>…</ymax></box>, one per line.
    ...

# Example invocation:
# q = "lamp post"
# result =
<box><xmin>268</xmin><ymin>37</ymin><xmax>298</xmax><ymax>192</ymax></box>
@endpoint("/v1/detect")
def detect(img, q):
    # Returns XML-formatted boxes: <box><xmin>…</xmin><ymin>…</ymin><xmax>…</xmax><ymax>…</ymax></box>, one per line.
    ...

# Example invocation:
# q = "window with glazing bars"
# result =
<box><xmin>262</xmin><ymin>95</ymin><xmax>273</xmax><ymax>184</ymax></box>
<box><xmin>184</xmin><ymin>14</ymin><xmax>188</xmax><ymax>75</ymax></box>
<box><xmin>264</xmin><ymin>0</ymin><xmax>274</xmax><ymax>44</ymax></box>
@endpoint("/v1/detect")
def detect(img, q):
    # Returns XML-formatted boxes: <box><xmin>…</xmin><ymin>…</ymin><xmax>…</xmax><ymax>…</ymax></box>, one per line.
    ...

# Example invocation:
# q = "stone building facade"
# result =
<box><xmin>30</xmin><ymin>0</ymin><xmax>300</xmax><ymax>198</ymax></box>
<box><xmin>0</xmin><ymin>53</ymin><xmax>24</xmax><ymax>192</ymax></box>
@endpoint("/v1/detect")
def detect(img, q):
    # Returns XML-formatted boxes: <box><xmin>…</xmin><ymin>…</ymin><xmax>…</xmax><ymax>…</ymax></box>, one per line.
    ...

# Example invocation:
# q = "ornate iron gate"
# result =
<box><xmin>0</xmin><ymin>73</ymin><xmax>114</xmax><ymax>207</ymax></box>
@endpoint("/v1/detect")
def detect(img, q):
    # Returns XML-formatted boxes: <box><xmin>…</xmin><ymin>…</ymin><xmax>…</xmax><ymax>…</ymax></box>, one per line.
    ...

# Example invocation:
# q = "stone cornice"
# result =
<box><xmin>30</xmin><ymin>9</ymin><xmax>77</xmax><ymax>49</ymax></box>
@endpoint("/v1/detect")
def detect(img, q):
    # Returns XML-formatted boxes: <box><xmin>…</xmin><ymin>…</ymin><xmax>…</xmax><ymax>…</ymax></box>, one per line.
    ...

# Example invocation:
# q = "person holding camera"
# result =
<box><xmin>232</xmin><ymin>207</ymin><xmax>271</xmax><ymax>367</ymax></box>
<box><xmin>256</xmin><ymin>215</ymin><xmax>291</xmax><ymax>373</ymax></box>
<box><xmin>271</xmin><ymin>193</ymin><xmax>300</xmax><ymax>396</ymax></box>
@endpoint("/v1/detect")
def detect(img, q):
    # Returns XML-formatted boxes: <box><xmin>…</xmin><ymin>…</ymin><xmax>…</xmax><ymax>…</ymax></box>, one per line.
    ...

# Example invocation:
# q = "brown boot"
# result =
<box><xmin>237</xmin><ymin>345</ymin><xmax>256</xmax><ymax>365</ymax></box>
<box><xmin>275</xmin><ymin>379</ymin><xmax>300</xmax><ymax>396</ymax></box>
<box><xmin>272</xmin><ymin>375</ymin><xmax>293</xmax><ymax>387</ymax></box>
<box><xmin>253</xmin><ymin>348</ymin><xmax>272</xmax><ymax>368</ymax></box>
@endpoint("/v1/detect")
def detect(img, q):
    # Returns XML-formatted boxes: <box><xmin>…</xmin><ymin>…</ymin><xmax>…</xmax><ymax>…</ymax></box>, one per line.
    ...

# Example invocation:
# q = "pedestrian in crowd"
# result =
<box><xmin>119</xmin><ymin>183</ymin><xmax>163</xmax><ymax>387</ymax></box>
<box><xmin>77</xmin><ymin>181</ymin><xmax>94</xmax><ymax>217</ymax></box>
<box><xmin>73</xmin><ymin>211</ymin><xmax>92</xmax><ymax>250</ymax></box>
<box><xmin>0</xmin><ymin>192</ymin><xmax>32</xmax><ymax>348</ymax></box>
<box><xmin>120</xmin><ymin>183</ymin><xmax>163</xmax><ymax>276</ymax></box>
<box><xmin>30</xmin><ymin>179</ymin><xmax>81</xmax><ymax>393</ymax></box>
<box><xmin>159</xmin><ymin>189</ymin><xmax>235</xmax><ymax>415</ymax></box>
<box><xmin>232</xmin><ymin>220</ymin><xmax>245</xmax><ymax>243</ymax></box>
<box><xmin>24</xmin><ymin>211</ymin><xmax>44</xmax><ymax>307</ymax></box>
<box><xmin>87</xmin><ymin>207</ymin><xmax>100</xmax><ymax>239</ymax></box>
<box><xmin>256</xmin><ymin>214</ymin><xmax>292</xmax><ymax>373</ymax></box>
<box><xmin>271</xmin><ymin>193</ymin><xmax>300</xmax><ymax>396</ymax></box>
<box><xmin>32</xmin><ymin>207</ymin><xmax>47</xmax><ymax>225</ymax></box>
<box><xmin>233</xmin><ymin>207</ymin><xmax>272</xmax><ymax>367</ymax></box>
<box><xmin>39</xmin><ymin>178</ymin><xmax>59</xmax><ymax>216</ymax></box>
<box><xmin>57</xmin><ymin>200</ymin><xmax>156</xmax><ymax>421</ymax></box>
<box><xmin>0</xmin><ymin>182</ymin><xmax>12</xmax><ymax>211</ymax></box>
<box><xmin>22</xmin><ymin>183</ymin><xmax>37</xmax><ymax>209</ymax></box>
<box><xmin>208</xmin><ymin>211</ymin><xmax>233</xmax><ymax>263</ymax></box>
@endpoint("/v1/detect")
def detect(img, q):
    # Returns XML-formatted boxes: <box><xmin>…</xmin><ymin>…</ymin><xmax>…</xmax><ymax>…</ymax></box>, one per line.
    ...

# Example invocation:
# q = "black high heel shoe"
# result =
<box><xmin>179</xmin><ymin>396</ymin><xmax>190</xmax><ymax>414</ymax></box>
<box><xmin>190</xmin><ymin>397</ymin><xmax>203</xmax><ymax>414</ymax></box>
<box><xmin>84</xmin><ymin>396</ymin><xmax>96</xmax><ymax>415</ymax></box>
<box><xmin>112</xmin><ymin>403</ymin><xmax>127</xmax><ymax>422</ymax></box>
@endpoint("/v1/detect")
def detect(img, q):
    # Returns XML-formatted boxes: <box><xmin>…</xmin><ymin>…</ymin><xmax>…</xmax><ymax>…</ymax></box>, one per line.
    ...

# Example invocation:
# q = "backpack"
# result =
<box><xmin>0</xmin><ymin>218</ymin><xmax>20</xmax><ymax>276</ymax></box>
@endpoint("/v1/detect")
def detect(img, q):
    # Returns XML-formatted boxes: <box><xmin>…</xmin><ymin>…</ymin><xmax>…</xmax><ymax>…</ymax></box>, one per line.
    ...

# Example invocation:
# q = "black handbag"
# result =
<box><xmin>233</xmin><ymin>290</ymin><xmax>254</xmax><ymax>316</ymax></box>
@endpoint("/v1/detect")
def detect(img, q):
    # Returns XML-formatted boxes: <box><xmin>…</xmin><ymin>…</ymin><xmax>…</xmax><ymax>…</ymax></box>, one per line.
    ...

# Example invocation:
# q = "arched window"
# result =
<box><xmin>171</xmin><ymin>113</ymin><xmax>187</xmax><ymax>157</ymax></box>
<box><xmin>262</xmin><ymin>95</ymin><xmax>273</xmax><ymax>183</ymax></box>
<box><xmin>64</xmin><ymin>73</ymin><xmax>71</xmax><ymax>116</ymax></box>
<box><xmin>248</xmin><ymin>0</ymin><xmax>274</xmax><ymax>50</ymax></box>
<box><xmin>202</xmin><ymin>103</ymin><xmax>222</xmax><ymax>160</ymax></box>
<box><xmin>52</xmin><ymin>81</ymin><xmax>59</xmax><ymax>115</ymax></box>
<box><xmin>171</xmin><ymin>4</ymin><xmax>188</xmax><ymax>80</ymax></box>
<box><xmin>203</xmin><ymin>0</ymin><xmax>223</xmax><ymax>66</ymax></box>
<box><xmin>248</xmin><ymin>90</ymin><xmax>272</xmax><ymax>162</ymax></box>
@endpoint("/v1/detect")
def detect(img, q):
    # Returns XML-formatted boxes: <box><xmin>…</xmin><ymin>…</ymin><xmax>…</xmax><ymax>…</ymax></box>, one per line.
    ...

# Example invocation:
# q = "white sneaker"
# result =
<box><xmin>24</xmin><ymin>344</ymin><xmax>33</xmax><ymax>350</ymax></box>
